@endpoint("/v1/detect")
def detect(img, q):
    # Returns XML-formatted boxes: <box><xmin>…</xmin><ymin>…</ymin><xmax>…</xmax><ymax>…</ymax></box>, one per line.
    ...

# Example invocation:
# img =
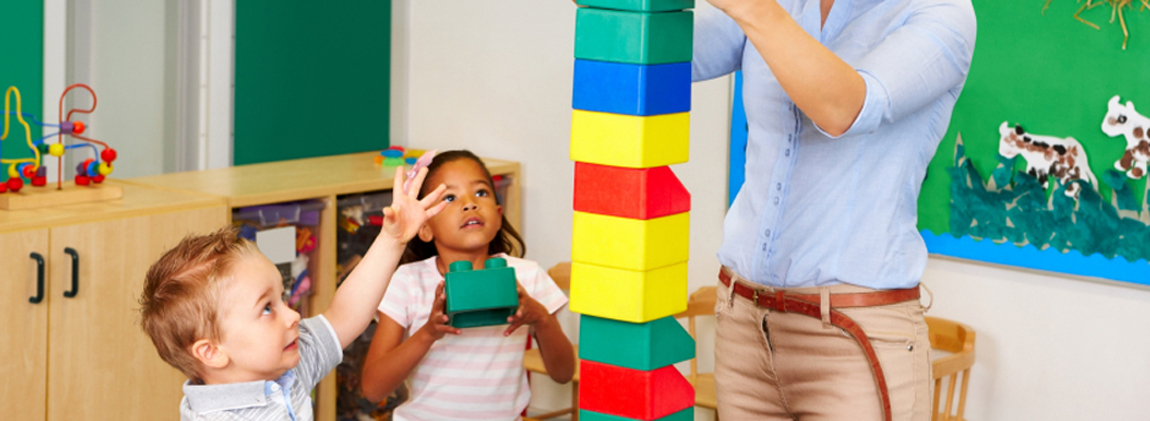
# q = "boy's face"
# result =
<box><xmin>421</xmin><ymin>159</ymin><xmax>503</xmax><ymax>254</ymax></box>
<box><xmin>215</xmin><ymin>251</ymin><xmax>302</xmax><ymax>382</ymax></box>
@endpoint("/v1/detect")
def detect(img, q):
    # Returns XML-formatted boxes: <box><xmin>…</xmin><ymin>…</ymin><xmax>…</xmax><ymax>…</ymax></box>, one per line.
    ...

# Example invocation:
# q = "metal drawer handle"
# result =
<box><xmin>64</xmin><ymin>247</ymin><xmax>79</xmax><ymax>298</ymax></box>
<box><xmin>29</xmin><ymin>252</ymin><xmax>45</xmax><ymax>304</ymax></box>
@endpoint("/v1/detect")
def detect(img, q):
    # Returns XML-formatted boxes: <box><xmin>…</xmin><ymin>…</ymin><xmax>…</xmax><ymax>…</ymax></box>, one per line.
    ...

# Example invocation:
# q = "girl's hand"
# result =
<box><xmin>381</xmin><ymin>165</ymin><xmax>448</xmax><ymax>243</ymax></box>
<box><xmin>420</xmin><ymin>281</ymin><xmax>461</xmax><ymax>340</ymax></box>
<box><xmin>504</xmin><ymin>284</ymin><xmax>551</xmax><ymax>336</ymax></box>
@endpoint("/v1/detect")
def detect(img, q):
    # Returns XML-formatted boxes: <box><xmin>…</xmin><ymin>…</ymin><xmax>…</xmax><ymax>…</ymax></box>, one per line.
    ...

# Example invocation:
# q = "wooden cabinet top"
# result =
<box><xmin>0</xmin><ymin>180</ymin><xmax>225</xmax><ymax>233</ymax></box>
<box><xmin>124</xmin><ymin>151</ymin><xmax>520</xmax><ymax>208</ymax></box>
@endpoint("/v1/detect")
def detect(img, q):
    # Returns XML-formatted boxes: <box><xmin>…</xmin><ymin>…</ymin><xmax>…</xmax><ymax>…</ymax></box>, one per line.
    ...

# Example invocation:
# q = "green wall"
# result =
<box><xmin>0</xmin><ymin>0</ymin><xmax>44</xmax><ymax>181</ymax></box>
<box><xmin>234</xmin><ymin>2</ymin><xmax>391</xmax><ymax>165</ymax></box>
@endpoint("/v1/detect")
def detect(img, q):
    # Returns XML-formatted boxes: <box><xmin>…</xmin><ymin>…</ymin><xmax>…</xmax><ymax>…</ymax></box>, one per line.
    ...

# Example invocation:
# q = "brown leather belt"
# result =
<box><xmin>719</xmin><ymin>270</ymin><xmax>921</xmax><ymax>421</ymax></box>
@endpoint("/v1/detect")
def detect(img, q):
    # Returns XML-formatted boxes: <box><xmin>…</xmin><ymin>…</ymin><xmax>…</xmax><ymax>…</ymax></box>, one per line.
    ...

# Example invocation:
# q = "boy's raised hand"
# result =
<box><xmin>382</xmin><ymin>165</ymin><xmax>447</xmax><ymax>243</ymax></box>
<box><xmin>420</xmin><ymin>281</ymin><xmax>461</xmax><ymax>340</ymax></box>
<box><xmin>504</xmin><ymin>284</ymin><xmax>551</xmax><ymax>336</ymax></box>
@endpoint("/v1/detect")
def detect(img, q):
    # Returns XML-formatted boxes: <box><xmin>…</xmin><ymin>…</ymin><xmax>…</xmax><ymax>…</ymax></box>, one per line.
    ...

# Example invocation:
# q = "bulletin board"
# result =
<box><xmin>918</xmin><ymin>0</ymin><xmax>1150</xmax><ymax>286</ymax></box>
<box><xmin>234</xmin><ymin>1</ymin><xmax>391</xmax><ymax>165</ymax></box>
<box><xmin>0</xmin><ymin>0</ymin><xmax>44</xmax><ymax>182</ymax></box>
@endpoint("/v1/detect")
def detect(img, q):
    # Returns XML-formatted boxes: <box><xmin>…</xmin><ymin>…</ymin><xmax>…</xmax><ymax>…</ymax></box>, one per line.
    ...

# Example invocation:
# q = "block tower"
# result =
<box><xmin>569</xmin><ymin>1</ymin><xmax>696</xmax><ymax>419</ymax></box>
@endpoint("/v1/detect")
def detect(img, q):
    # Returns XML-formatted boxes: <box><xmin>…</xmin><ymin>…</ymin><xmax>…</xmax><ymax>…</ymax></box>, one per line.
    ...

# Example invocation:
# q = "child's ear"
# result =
<box><xmin>191</xmin><ymin>339</ymin><xmax>229</xmax><ymax>370</ymax></box>
<box><xmin>418</xmin><ymin>224</ymin><xmax>434</xmax><ymax>243</ymax></box>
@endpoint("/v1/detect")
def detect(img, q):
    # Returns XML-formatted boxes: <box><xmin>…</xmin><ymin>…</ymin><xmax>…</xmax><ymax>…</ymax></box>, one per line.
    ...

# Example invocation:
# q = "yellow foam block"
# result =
<box><xmin>570</xmin><ymin>261</ymin><xmax>687</xmax><ymax>323</ymax></box>
<box><xmin>570</xmin><ymin>110</ymin><xmax>689</xmax><ymax>168</ymax></box>
<box><xmin>572</xmin><ymin>211</ymin><xmax>689</xmax><ymax>271</ymax></box>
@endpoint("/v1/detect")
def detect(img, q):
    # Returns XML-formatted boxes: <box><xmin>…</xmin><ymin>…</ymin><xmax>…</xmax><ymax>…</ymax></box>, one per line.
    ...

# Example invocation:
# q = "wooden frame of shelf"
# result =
<box><xmin>125</xmin><ymin>151</ymin><xmax>521</xmax><ymax>421</ymax></box>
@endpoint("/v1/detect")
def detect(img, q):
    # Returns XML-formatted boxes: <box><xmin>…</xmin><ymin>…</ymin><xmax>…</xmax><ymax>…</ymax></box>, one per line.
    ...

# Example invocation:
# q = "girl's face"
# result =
<box><xmin>419</xmin><ymin>159</ymin><xmax>503</xmax><ymax>256</ymax></box>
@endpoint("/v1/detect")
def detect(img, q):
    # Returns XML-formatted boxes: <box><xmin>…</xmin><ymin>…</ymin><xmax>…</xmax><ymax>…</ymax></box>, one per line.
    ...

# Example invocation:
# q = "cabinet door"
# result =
<box><xmin>47</xmin><ymin>206</ymin><xmax>226</xmax><ymax>421</ymax></box>
<box><xmin>0</xmin><ymin>229</ymin><xmax>49</xmax><ymax>421</ymax></box>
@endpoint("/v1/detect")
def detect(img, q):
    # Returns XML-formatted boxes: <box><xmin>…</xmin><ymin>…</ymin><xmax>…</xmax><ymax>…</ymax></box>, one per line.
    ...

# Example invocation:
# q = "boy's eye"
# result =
<box><xmin>476</xmin><ymin>189</ymin><xmax>489</xmax><ymax>198</ymax></box>
<box><xmin>262</xmin><ymin>304</ymin><xmax>272</xmax><ymax>316</ymax></box>
<box><xmin>442</xmin><ymin>194</ymin><xmax>456</xmax><ymax>203</ymax></box>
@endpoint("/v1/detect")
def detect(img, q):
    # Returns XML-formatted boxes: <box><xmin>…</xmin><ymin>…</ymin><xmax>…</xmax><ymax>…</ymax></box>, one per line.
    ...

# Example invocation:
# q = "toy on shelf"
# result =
<box><xmin>0</xmin><ymin>83</ymin><xmax>122</xmax><ymax>210</ymax></box>
<box><xmin>444</xmin><ymin>257</ymin><xmax>519</xmax><ymax>328</ymax></box>
<box><xmin>373</xmin><ymin>147</ymin><xmax>439</xmax><ymax>193</ymax></box>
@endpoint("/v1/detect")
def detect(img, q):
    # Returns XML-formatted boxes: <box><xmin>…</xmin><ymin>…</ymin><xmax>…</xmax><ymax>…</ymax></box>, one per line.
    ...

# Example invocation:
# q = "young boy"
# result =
<box><xmin>139</xmin><ymin>167</ymin><xmax>445</xmax><ymax>420</ymax></box>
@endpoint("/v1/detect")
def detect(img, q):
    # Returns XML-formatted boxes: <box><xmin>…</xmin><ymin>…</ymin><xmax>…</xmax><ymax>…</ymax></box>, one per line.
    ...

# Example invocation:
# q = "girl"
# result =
<box><xmin>361</xmin><ymin>150</ymin><xmax>574</xmax><ymax>420</ymax></box>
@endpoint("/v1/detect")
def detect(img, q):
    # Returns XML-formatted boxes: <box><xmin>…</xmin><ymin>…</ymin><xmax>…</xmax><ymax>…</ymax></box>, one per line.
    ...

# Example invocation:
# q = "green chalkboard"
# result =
<box><xmin>0</xmin><ymin>0</ymin><xmax>44</xmax><ymax>182</ymax></box>
<box><xmin>919</xmin><ymin>0</ymin><xmax>1150</xmax><ymax>234</ymax></box>
<box><xmin>234</xmin><ymin>2</ymin><xmax>390</xmax><ymax>166</ymax></box>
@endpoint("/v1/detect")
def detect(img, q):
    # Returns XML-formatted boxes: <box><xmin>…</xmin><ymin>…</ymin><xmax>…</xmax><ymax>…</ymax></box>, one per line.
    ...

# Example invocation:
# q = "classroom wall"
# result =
<box><xmin>394</xmin><ymin>2</ymin><xmax>1150</xmax><ymax>420</ymax></box>
<box><xmin>71</xmin><ymin>0</ymin><xmax>178</xmax><ymax>178</ymax></box>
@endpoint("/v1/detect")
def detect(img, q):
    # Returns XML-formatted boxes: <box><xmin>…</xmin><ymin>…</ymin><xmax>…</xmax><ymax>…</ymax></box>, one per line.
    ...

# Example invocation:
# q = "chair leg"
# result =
<box><xmin>572</xmin><ymin>380</ymin><xmax>579</xmax><ymax>421</ymax></box>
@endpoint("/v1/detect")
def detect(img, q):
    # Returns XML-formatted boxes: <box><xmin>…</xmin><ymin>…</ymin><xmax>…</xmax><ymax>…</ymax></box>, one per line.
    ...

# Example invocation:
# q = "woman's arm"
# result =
<box><xmin>708</xmin><ymin>0</ymin><xmax>865</xmax><ymax>136</ymax></box>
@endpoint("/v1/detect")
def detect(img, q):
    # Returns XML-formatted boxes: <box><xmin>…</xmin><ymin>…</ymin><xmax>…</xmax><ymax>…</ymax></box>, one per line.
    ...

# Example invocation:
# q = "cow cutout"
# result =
<box><xmin>1101</xmin><ymin>95</ymin><xmax>1150</xmax><ymax>180</ymax></box>
<box><xmin>999</xmin><ymin>121</ymin><xmax>1097</xmax><ymax>198</ymax></box>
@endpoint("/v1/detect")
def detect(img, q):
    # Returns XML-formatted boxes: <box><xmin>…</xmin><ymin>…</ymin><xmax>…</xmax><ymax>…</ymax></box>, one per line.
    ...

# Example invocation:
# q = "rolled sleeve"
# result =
<box><xmin>836</xmin><ymin>1</ymin><xmax>977</xmax><ymax>137</ymax></box>
<box><xmin>818</xmin><ymin>70</ymin><xmax>888</xmax><ymax>138</ymax></box>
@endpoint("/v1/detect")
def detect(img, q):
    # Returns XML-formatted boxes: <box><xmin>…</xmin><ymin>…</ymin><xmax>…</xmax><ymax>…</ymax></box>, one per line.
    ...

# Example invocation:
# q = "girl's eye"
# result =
<box><xmin>262</xmin><ymin>304</ymin><xmax>272</xmax><ymax>316</ymax></box>
<box><xmin>442</xmin><ymin>194</ymin><xmax>456</xmax><ymax>203</ymax></box>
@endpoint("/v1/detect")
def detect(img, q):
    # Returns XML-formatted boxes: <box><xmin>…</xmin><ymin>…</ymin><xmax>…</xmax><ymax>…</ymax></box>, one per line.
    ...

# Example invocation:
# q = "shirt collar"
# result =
<box><xmin>183</xmin><ymin>370</ymin><xmax>296</xmax><ymax>413</ymax></box>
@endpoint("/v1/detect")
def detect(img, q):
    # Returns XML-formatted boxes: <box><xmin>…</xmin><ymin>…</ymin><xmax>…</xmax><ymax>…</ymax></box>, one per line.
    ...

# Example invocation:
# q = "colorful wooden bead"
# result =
<box><xmin>49</xmin><ymin>143</ymin><xmax>65</xmax><ymax>157</ymax></box>
<box><xmin>101</xmin><ymin>148</ymin><xmax>117</xmax><ymax>163</ymax></box>
<box><xmin>7</xmin><ymin>177</ymin><xmax>24</xmax><ymax>192</ymax></box>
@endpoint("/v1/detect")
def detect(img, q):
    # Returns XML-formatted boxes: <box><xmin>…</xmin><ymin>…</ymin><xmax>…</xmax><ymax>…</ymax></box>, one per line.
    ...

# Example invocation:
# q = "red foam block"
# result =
<box><xmin>573</xmin><ymin>162</ymin><xmax>690</xmax><ymax>220</ymax></box>
<box><xmin>579</xmin><ymin>359</ymin><xmax>694</xmax><ymax>420</ymax></box>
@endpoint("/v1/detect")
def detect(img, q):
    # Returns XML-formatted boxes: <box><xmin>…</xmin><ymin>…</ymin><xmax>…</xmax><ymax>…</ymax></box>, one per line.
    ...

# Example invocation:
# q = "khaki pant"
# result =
<box><xmin>714</xmin><ymin>271</ymin><xmax>932</xmax><ymax>421</ymax></box>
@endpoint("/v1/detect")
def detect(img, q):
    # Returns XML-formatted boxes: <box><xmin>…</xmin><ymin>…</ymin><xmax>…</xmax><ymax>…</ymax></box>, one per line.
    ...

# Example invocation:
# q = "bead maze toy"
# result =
<box><xmin>443</xmin><ymin>257</ymin><xmax>519</xmax><ymax>328</ymax></box>
<box><xmin>568</xmin><ymin>0</ymin><xmax>696</xmax><ymax>419</ymax></box>
<box><xmin>0</xmin><ymin>83</ymin><xmax>121</xmax><ymax>210</ymax></box>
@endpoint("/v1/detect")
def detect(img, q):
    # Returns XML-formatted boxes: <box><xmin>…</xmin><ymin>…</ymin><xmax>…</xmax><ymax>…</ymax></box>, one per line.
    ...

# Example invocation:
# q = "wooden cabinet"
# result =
<box><xmin>0</xmin><ymin>229</ymin><xmax>49</xmax><ymax>421</ymax></box>
<box><xmin>0</xmin><ymin>182</ymin><xmax>227</xmax><ymax>421</ymax></box>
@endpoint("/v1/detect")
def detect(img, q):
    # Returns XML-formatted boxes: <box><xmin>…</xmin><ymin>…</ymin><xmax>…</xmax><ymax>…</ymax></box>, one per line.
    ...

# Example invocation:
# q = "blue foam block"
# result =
<box><xmin>572</xmin><ymin>59</ymin><xmax>691</xmax><ymax>116</ymax></box>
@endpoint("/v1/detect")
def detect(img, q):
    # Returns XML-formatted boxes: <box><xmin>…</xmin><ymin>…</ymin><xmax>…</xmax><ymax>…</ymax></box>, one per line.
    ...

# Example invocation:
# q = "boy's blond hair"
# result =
<box><xmin>139</xmin><ymin>226</ymin><xmax>259</xmax><ymax>382</ymax></box>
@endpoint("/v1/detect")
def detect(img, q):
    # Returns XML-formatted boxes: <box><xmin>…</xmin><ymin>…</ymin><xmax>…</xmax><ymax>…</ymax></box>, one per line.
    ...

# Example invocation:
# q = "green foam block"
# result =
<box><xmin>579</xmin><ymin>314</ymin><xmax>695</xmax><ymax>371</ymax></box>
<box><xmin>444</xmin><ymin>258</ymin><xmax>519</xmax><ymax>328</ymax></box>
<box><xmin>574</xmin><ymin>8</ymin><xmax>693</xmax><ymax>65</ymax></box>
<box><xmin>580</xmin><ymin>407</ymin><xmax>694</xmax><ymax>421</ymax></box>
<box><xmin>575</xmin><ymin>0</ymin><xmax>694</xmax><ymax>12</ymax></box>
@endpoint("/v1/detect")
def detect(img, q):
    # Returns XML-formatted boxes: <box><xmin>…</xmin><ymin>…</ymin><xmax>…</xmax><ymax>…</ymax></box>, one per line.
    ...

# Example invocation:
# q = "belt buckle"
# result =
<box><xmin>752</xmin><ymin>289</ymin><xmax>760</xmax><ymax>307</ymax></box>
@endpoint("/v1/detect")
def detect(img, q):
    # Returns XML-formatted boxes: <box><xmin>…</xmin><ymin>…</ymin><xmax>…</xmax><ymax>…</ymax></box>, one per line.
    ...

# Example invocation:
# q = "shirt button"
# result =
<box><xmin>776</xmin><ymin>183</ymin><xmax>782</xmax><ymax>191</ymax></box>
<box><xmin>270</xmin><ymin>384</ymin><xmax>280</xmax><ymax>391</ymax></box>
<box><xmin>784</xmin><ymin>149</ymin><xmax>791</xmax><ymax>157</ymax></box>
<box><xmin>762</xmin><ymin>244</ymin><xmax>768</xmax><ymax>251</ymax></box>
<box><xmin>765</xmin><ymin>229</ymin><xmax>772</xmax><ymax>237</ymax></box>
<box><xmin>773</xmin><ymin>197</ymin><xmax>780</xmax><ymax>205</ymax></box>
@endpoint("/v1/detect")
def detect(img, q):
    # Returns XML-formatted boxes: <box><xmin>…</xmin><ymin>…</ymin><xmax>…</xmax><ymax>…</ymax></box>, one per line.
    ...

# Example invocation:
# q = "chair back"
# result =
<box><xmin>547</xmin><ymin>262</ymin><xmax>571</xmax><ymax>291</ymax></box>
<box><xmin>926</xmin><ymin>316</ymin><xmax>976</xmax><ymax>421</ymax></box>
<box><xmin>673</xmin><ymin>286</ymin><xmax>716</xmax><ymax>379</ymax></box>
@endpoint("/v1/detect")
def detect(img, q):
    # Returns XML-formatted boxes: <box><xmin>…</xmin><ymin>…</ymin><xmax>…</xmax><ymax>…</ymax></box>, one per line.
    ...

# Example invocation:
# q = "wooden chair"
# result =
<box><xmin>926</xmin><ymin>316</ymin><xmax>976</xmax><ymax>421</ymax></box>
<box><xmin>676</xmin><ymin>286</ymin><xmax>717</xmax><ymax>414</ymax></box>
